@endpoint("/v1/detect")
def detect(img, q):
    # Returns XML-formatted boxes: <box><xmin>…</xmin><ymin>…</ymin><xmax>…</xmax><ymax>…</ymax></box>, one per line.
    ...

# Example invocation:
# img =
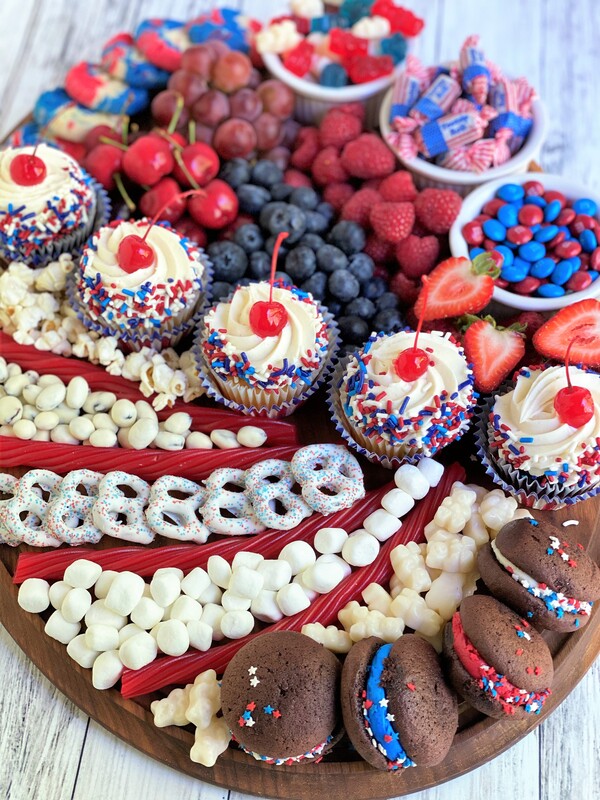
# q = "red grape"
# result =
<box><xmin>193</xmin><ymin>123</ymin><xmax>214</xmax><ymax>145</ymax></box>
<box><xmin>204</xmin><ymin>40</ymin><xmax>229</xmax><ymax>59</ymax></box>
<box><xmin>151</xmin><ymin>90</ymin><xmax>190</xmax><ymax>128</ymax></box>
<box><xmin>191</xmin><ymin>89</ymin><xmax>230</xmax><ymax>128</ymax></box>
<box><xmin>247</xmin><ymin>68</ymin><xmax>262</xmax><ymax>89</ymax></box>
<box><xmin>167</xmin><ymin>69</ymin><xmax>207</xmax><ymax>107</ymax></box>
<box><xmin>281</xmin><ymin>118</ymin><xmax>301</xmax><ymax>149</ymax></box>
<box><xmin>181</xmin><ymin>44</ymin><xmax>217</xmax><ymax>79</ymax></box>
<box><xmin>256</xmin><ymin>80</ymin><xmax>294</xmax><ymax>119</ymax></box>
<box><xmin>211</xmin><ymin>51</ymin><xmax>252</xmax><ymax>93</ymax></box>
<box><xmin>264</xmin><ymin>146</ymin><xmax>290</xmax><ymax>170</ymax></box>
<box><xmin>213</xmin><ymin>118</ymin><xmax>257</xmax><ymax>160</ymax></box>
<box><xmin>229</xmin><ymin>88</ymin><xmax>262</xmax><ymax>121</ymax></box>
<box><xmin>254</xmin><ymin>112</ymin><xmax>282</xmax><ymax>151</ymax></box>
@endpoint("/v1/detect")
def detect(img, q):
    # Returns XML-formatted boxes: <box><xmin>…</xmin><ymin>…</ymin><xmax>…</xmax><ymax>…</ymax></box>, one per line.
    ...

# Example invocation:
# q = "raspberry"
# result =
<box><xmin>290</xmin><ymin>127</ymin><xmax>320</xmax><ymax>171</ymax></box>
<box><xmin>340</xmin><ymin>133</ymin><xmax>396</xmax><ymax>179</ymax></box>
<box><xmin>413</xmin><ymin>188</ymin><xmax>462</xmax><ymax>234</ymax></box>
<box><xmin>394</xmin><ymin>234</ymin><xmax>440</xmax><ymax>279</ymax></box>
<box><xmin>319</xmin><ymin>109</ymin><xmax>362</xmax><ymax>150</ymax></box>
<box><xmin>378</xmin><ymin>171</ymin><xmax>417</xmax><ymax>202</ymax></box>
<box><xmin>283</xmin><ymin>168</ymin><xmax>313</xmax><ymax>188</ymax></box>
<box><xmin>323</xmin><ymin>182</ymin><xmax>354</xmax><ymax>211</ymax></box>
<box><xmin>335</xmin><ymin>101</ymin><xmax>366</xmax><ymax>121</ymax></box>
<box><xmin>312</xmin><ymin>146</ymin><xmax>349</xmax><ymax>185</ymax></box>
<box><xmin>389</xmin><ymin>270</ymin><xmax>419</xmax><ymax>306</ymax></box>
<box><xmin>364</xmin><ymin>233</ymin><xmax>394</xmax><ymax>264</ymax></box>
<box><xmin>341</xmin><ymin>188</ymin><xmax>383</xmax><ymax>227</ymax></box>
<box><xmin>369</xmin><ymin>201</ymin><xmax>415</xmax><ymax>244</ymax></box>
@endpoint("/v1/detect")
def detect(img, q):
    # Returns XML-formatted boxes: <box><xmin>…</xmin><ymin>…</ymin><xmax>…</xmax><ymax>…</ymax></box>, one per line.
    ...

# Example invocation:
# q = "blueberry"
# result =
<box><xmin>248</xmin><ymin>250</ymin><xmax>271</xmax><ymax>280</ymax></box>
<box><xmin>328</xmin><ymin>269</ymin><xmax>361</xmax><ymax>302</ymax></box>
<box><xmin>237</xmin><ymin>184</ymin><xmax>271</xmax><ymax>214</ymax></box>
<box><xmin>316</xmin><ymin>244</ymin><xmax>348</xmax><ymax>273</ymax></box>
<box><xmin>252</xmin><ymin>159</ymin><xmax>284</xmax><ymax>187</ymax></box>
<box><xmin>327</xmin><ymin>299</ymin><xmax>343</xmax><ymax>317</ymax></box>
<box><xmin>304</xmin><ymin>211</ymin><xmax>329</xmax><ymax>234</ymax></box>
<box><xmin>299</xmin><ymin>233</ymin><xmax>325</xmax><ymax>252</ymax></box>
<box><xmin>265</xmin><ymin>234</ymin><xmax>290</xmax><ymax>260</ymax></box>
<box><xmin>274</xmin><ymin>271</ymin><xmax>292</xmax><ymax>285</ymax></box>
<box><xmin>317</xmin><ymin>202</ymin><xmax>335</xmax><ymax>224</ymax></box>
<box><xmin>345</xmin><ymin>297</ymin><xmax>376</xmax><ymax>318</ymax></box>
<box><xmin>373</xmin><ymin>308</ymin><xmax>403</xmax><ymax>334</ymax></box>
<box><xmin>375</xmin><ymin>292</ymin><xmax>398</xmax><ymax>312</ymax></box>
<box><xmin>290</xmin><ymin>186</ymin><xmax>320</xmax><ymax>211</ymax></box>
<box><xmin>211</xmin><ymin>281</ymin><xmax>233</xmax><ymax>301</ymax></box>
<box><xmin>207</xmin><ymin>241</ymin><xmax>248</xmax><ymax>282</ymax></box>
<box><xmin>301</xmin><ymin>271</ymin><xmax>328</xmax><ymax>300</ymax></box>
<box><xmin>328</xmin><ymin>221</ymin><xmax>366</xmax><ymax>255</ymax></box>
<box><xmin>362</xmin><ymin>277</ymin><xmax>387</xmax><ymax>300</ymax></box>
<box><xmin>338</xmin><ymin>315</ymin><xmax>369</xmax><ymax>344</ymax></box>
<box><xmin>236</xmin><ymin>277</ymin><xmax>251</xmax><ymax>288</ymax></box>
<box><xmin>260</xmin><ymin>202</ymin><xmax>307</xmax><ymax>243</ymax></box>
<box><xmin>347</xmin><ymin>253</ymin><xmax>375</xmax><ymax>283</ymax></box>
<box><xmin>285</xmin><ymin>246</ymin><xmax>317</xmax><ymax>281</ymax></box>
<box><xmin>218</xmin><ymin>158</ymin><xmax>251</xmax><ymax>189</ymax></box>
<box><xmin>270</xmin><ymin>182</ymin><xmax>293</xmax><ymax>201</ymax></box>
<box><xmin>233</xmin><ymin>223</ymin><xmax>264</xmax><ymax>254</ymax></box>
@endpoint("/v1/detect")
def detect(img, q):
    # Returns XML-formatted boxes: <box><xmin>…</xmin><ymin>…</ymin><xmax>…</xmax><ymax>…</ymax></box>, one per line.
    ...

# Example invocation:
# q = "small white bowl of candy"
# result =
<box><xmin>379</xmin><ymin>36</ymin><xmax>547</xmax><ymax>197</ymax></box>
<box><xmin>258</xmin><ymin>2</ymin><xmax>425</xmax><ymax>126</ymax></box>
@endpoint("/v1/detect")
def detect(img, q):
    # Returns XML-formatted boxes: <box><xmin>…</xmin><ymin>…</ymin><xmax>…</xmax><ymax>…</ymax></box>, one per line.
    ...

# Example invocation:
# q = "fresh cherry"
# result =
<box><xmin>249</xmin><ymin>231</ymin><xmax>289</xmax><ymax>338</ymax></box>
<box><xmin>122</xmin><ymin>135</ymin><xmax>174</xmax><ymax>186</ymax></box>
<box><xmin>84</xmin><ymin>124</ymin><xmax>122</xmax><ymax>152</ymax></box>
<box><xmin>174</xmin><ymin>216</ymin><xmax>208</xmax><ymax>249</ymax></box>
<box><xmin>554</xmin><ymin>338</ymin><xmax>594</xmax><ymax>427</ymax></box>
<box><xmin>172</xmin><ymin>142</ymin><xmax>220</xmax><ymax>188</ymax></box>
<box><xmin>394</xmin><ymin>277</ymin><xmax>431</xmax><ymax>382</ymax></box>
<box><xmin>187</xmin><ymin>179</ymin><xmax>238</xmax><ymax>229</ymax></box>
<box><xmin>83</xmin><ymin>143</ymin><xmax>123</xmax><ymax>191</ymax></box>
<box><xmin>10</xmin><ymin>146</ymin><xmax>46</xmax><ymax>185</ymax></box>
<box><xmin>139</xmin><ymin>177</ymin><xmax>186</xmax><ymax>224</ymax></box>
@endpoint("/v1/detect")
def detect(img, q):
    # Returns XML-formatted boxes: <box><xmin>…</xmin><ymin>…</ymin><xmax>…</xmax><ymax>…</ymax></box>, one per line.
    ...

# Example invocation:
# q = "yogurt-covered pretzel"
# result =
<box><xmin>291</xmin><ymin>444</ymin><xmax>365</xmax><ymax>516</ymax></box>
<box><xmin>202</xmin><ymin>468</ymin><xmax>265</xmax><ymax>536</ymax></box>
<box><xmin>92</xmin><ymin>471</ymin><xmax>154</xmax><ymax>544</ymax></box>
<box><xmin>0</xmin><ymin>474</ymin><xmax>20</xmax><ymax>546</ymax></box>
<box><xmin>245</xmin><ymin>459</ymin><xmax>313</xmax><ymax>530</ymax></box>
<box><xmin>46</xmin><ymin>470</ymin><xmax>104</xmax><ymax>545</ymax></box>
<box><xmin>1</xmin><ymin>469</ymin><xmax>62</xmax><ymax>547</ymax></box>
<box><xmin>146</xmin><ymin>476</ymin><xmax>209</xmax><ymax>543</ymax></box>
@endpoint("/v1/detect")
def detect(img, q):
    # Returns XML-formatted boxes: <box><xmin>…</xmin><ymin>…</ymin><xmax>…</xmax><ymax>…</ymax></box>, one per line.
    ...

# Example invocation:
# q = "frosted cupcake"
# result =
<box><xmin>334</xmin><ymin>329</ymin><xmax>476</xmax><ymax>464</ymax></box>
<box><xmin>73</xmin><ymin>218</ymin><xmax>209</xmax><ymax>350</ymax></box>
<box><xmin>0</xmin><ymin>143</ymin><xmax>102</xmax><ymax>267</ymax></box>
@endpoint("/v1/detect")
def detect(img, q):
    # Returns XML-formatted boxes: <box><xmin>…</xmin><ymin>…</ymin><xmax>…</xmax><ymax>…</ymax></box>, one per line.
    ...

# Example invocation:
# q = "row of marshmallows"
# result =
<box><xmin>0</xmin><ymin>260</ymin><xmax>204</xmax><ymax>411</ymax></box>
<box><xmin>0</xmin><ymin>359</ymin><xmax>266</xmax><ymax>451</ymax></box>
<box><xmin>16</xmin><ymin>458</ymin><xmax>445</xmax><ymax>689</ymax></box>
<box><xmin>302</xmin><ymin>484</ymin><xmax>532</xmax><ymax>653</ymax></box>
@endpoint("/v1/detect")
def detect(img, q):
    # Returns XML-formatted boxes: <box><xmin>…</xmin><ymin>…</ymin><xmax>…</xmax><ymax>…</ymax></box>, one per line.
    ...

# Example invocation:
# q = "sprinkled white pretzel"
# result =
<box><xmin>92</xmin><ymin>471</ymin><xmax>154</xmax><ymax>544</ymax></box>
<box><xmin>291</xmin><ymin>445</ymin><xmax>365</xmax><ymax>516</ymax></box>
<box><xmin>1</xmin><ymin>469</ymin><xmax>63</xmax><ymax>547</ymax></box>
<box><xmin>0</xmin><ymin>474</ymin><xmax>20</xmax><ymax>546</ymax></box>
<box><xmin>145</xmin><ymin>476</ymin><xmax>210</xmax><ymax>543</ymax></box>
<box><xmin>46</xmin><ymin>470</ymin><xmax>104</xmax><ymax>545</ymax></box>
<box><xmin>245</xmin><ymin>459</ymin><xmax>313</xmax><ymax>530</ymax></box>
<box><xmin>202</xmin><ymin>468</ymin><xmax>265</xmax><ymax>536</ymax></box>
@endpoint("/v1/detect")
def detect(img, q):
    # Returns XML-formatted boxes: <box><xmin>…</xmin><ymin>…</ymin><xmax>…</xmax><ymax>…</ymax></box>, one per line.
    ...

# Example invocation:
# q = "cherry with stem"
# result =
<box><xmin>248</xmin><ymin>231</ymin><xmax>290</xmax><ymax>338</ymax></box>
<box><xmin>553</xmin><ymin>338</ymin><xmax>594</xmax><ymax>427</ymax></box>
<box><xmin>394</xmin><ymin>276</ymin><xmax>431</xmax><ymax>381</ymax></box>
<box><xmin>10</xmin><ymin>143</ymin><xmax>47</xmax><ymax>186</ymax></box>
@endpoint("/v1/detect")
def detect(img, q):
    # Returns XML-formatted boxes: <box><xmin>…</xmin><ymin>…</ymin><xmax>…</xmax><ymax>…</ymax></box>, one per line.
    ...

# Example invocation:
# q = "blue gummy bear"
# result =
<box><xmin>381</xmin><ymin>33</ymin><xmax>407</xmax><ymax>65</ymax></box>
<box><xmin>320</xmin><ymin>63</ymin><xmax>349</xmax><ymax>87</ymax></box>
<box><xmin>339</xmin><ymin>0</ymin><xmax>374</xmax><ymax>25</ymax></box>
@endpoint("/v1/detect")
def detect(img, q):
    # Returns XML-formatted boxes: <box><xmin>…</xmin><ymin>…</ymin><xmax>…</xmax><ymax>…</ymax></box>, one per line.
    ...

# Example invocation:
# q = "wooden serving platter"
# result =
<box><xmin>1</xmin><ymin>403</ymin><xmax>599</xmax><ymax>800</ymax></box>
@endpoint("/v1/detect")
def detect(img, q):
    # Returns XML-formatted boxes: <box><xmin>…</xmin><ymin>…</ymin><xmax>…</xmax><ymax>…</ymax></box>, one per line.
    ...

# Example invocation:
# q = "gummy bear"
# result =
<box><xmin>329</xmin><ymin>28</ymin><xmax>368</xmax><ymax>59</ymax></box>
<box><xmin>339</xmin><ymin>0</ymin><xmax>374</xmax><ymax>26</ymax></box>
<box><xmin>320</xmin><ymin>62</ymin><xmax>349</xmax><ymax>87</ymax></box>
<box><xmin>371</xmin><ymin>0</ymin><xmax>425</xmax><ymax>37</ymax></box>
<box><xmin>347</xmin><ymin>54</ymin><xmax>394</xmax><ymax>84</ymax></box>
<box><xmin>381</xmin><ymin>33</ymin><xmax>408</xmax><ymax>64</ymax></box>
<box><xmin>283</xmin><ymin>39</ymin><xmax>314</xmax><ymax>77</ymax></box>
<box><xmin>310</xmin><ymin>14</ymin><xmax>347</xmax><ymax>33</ymax></box>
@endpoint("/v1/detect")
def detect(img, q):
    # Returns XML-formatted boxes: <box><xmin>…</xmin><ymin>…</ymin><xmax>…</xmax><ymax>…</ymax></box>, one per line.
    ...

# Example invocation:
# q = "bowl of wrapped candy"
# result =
<box><xmin>380</xmin><ymin>36</ymin><xmax>547</xmax><ymax>196</ymax></box>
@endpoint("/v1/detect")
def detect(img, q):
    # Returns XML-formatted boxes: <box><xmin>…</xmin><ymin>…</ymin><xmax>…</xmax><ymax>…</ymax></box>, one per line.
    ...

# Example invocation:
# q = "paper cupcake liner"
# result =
<box><xmin>474</xmin><ymin>393</ymin><xmax>600</xmax><ymax>510</ymax></box>
<box><xmin>193</xmin><ymin>302</ymin><xmax>340</xmax><ymax>419</ymax></box>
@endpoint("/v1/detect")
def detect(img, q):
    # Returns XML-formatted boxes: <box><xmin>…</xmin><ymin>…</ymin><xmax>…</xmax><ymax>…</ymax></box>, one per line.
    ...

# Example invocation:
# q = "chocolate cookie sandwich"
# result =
<box><xmin>341</xmin><ymin>635</ymin><xmax>457</xmax><ymax>772</ymax></box>
<box><xmin>443</xmin><ymin>594</ymin><xmax>553</xmax><ymax>719</ymax></box>
<box><xmin>220</xmin><ymin>631</ymin><xmax>341</xmax><ymax>766</ymax></box>
<box><xmin>478</xmin><ymin>517</ymin><xmax>600</xmax><ymax>632</ymax></box>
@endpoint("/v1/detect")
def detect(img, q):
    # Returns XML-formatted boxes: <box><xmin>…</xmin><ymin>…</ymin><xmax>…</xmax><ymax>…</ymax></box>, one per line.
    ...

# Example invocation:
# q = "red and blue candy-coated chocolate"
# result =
<box><xmin>101</xmin><ymin>32</ymin><xmax>170</xmax><ymax>89</ymax></box>
<box><xmin>65</xmin><ymin>61</ymin><xmax>149</xmax><ymax>115</ymax></box>
<box><xmin>134</xmin><ymin>18</ymin><xmax>190</xmax><ymax>72</ymax></box>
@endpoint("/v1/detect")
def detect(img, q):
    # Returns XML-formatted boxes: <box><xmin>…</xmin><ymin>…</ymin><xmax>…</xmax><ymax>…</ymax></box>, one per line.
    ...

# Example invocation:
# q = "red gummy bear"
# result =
<box><xmin>371</xmin><ymin>0</ymin><xmax>425</xmax><ymax>37</ymax></box>
<box><xmin>329</xmin><ymin>28</ymin><xmax>368</xmax><ymax>59</ymax></box>
<box><xmin>283</xmin><ymin>40</ymin><xmax>314</xmax><ymax>77</ymax></box>
<box><xmin>347</xmin><ymin>55</ymin><xmax>394</xmax><ymax>85</ymax></box>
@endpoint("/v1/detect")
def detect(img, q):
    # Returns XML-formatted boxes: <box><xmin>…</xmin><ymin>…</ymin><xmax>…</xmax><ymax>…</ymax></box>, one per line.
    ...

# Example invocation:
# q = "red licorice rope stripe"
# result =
<box><xmin>121</xmin><ymin>462</ymin><xmax>465</xmax><ymax>697</ymax></box>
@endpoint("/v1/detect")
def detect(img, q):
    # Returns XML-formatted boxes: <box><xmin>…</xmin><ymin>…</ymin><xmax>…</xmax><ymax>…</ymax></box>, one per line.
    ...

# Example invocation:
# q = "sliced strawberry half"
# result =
<box><xmin>532</xmin><ymin>298</ymin><xmax>600</xmax><ymax>366</ymax></box>
<box><xmin>413</xmin><ymin>253</ymin><xmax>499</xmax><ymax>321</ymax></box>
<box><xmin>463</xmin><ymin>316</ymin><xmax>526</xmax><ymax>393</ymax></box>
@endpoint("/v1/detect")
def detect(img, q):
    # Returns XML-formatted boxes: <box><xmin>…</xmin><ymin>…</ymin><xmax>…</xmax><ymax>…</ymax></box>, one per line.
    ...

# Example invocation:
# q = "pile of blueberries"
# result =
<box><xmin>208</xmin><ymin>158</ymin><xmax>403</xmax><ymax>347</ymax></box>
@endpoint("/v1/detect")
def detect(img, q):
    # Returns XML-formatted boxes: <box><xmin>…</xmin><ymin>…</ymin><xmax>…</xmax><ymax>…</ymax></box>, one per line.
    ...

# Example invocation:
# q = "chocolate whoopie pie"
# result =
<box><xmin>220</xmin><ymin>631</ymin><xmax>341</xmax><ymax>765</ymax></box>
<box><xmin>478</xmin><ymin>517</ymin><xmax>600</xmax><ymax>632</ymax></box>
<box><xmin>341</xmin><ymin>635</ymin><xmax>457</xmax><ymax>772</ymax></box>
<box><xmin>443</xmin><ymin>594</ymin><xmax>553</xmax><ymax>719</ymax></box>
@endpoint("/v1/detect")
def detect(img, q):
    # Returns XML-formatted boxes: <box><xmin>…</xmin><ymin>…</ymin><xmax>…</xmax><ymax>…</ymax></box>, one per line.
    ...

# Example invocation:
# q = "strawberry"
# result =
<box><xmin>413</xmin><ymin>188</ymin><xmax>462</xmax><ymax>234</ymax></box>
<box><xmin>395</xmin><ymin>234</ymin><xmax>439</xmax><ymax>279</ymax></box>
<box><xmin>378</xmin><ymin>170</ymin><xmax>418</xmax><ymax>202</ymax></box>
<box><xmin>311</xmin><ymin>145</ymin><xmax>349</xmax><ymax>185</ymax></box>
<box><xmin>364</xmin><ymin>233</ymin><xmax>394</xmax><ymax>264</ymax></box>
<box><xmin>340</xmin><ymin>133</ymin><xmax>396</xmax><ymax>179</ymax></box>
<box><xmin>341</xmin><ymin>188</ymin><xmax>382</xmax><ymax>227</ymax></box>
<box><xmin>323</xmin><ymin>181</ymin><xmax>354</xmax><ymax>211</ymax></box>
<box><xmin>319</xmin><ymin>109</ymin><xmax>362</xmax><ymax>149</ymax></box>
<box><xmin>413</xmin><ymin>253</ymin><xmax>500</xmax><ymax>321</ymax></box>
<box><xmin>389</xmin><ymin>270</ymin><xmax>419</xmax><ymax>305</ymax></box>
<box><xmin>463</xmin><ymin>316</ymin><xmax>526</xmax><ymax>392</ymax></box>
<box><xmin>290</xmin><ymin>127</ymin><xmax>320</xmax><ymax>171</ymax></box>
<box><xmin>369</xmin><ymin>201</ymin><xmax>415</xmax><ymax>244</ymax></box>
<box><xmin>532</xmin><ymin>299</ymin><xmax>600</xmax><ymax>366</ymax></box>
<box><xmin>504</xmin><ymin>310</ymin><xmax>545</xmax><ymax>341</ymax></box>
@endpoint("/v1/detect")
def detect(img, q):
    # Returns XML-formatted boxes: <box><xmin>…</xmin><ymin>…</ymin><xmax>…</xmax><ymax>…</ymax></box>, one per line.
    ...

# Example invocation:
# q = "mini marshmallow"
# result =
<box><xmin>394</xmin><ymin>463</ymin><xmax>429</xmax><ymax>500</ymax></box>
<box><xmin>61</xmin><ymin>587</ymin><xmax>92</xmax><ymax>623</ymax></box>
<box><xmin>169</xmin><ymin>595</ymin><xmax>203</xmax><ymax>623</ymax></box>
<box><xmin>417</xmin><ymin>457</ymin><xmax>444</xmax><ymax>488</ymax></box>
<box><xmin>44</xmin><ymin>610</ymin><xmax>80</xmax><ymax>644</ymax></box>
<box><xmin>277</xmin><ymin>583</ymin><xmax>311</xmax><ymax>616</ymax></box>
<box><xmin>342</xmin><ymin>530</ymin><xmax>380</xmax><ymax>567</ymax></box>
<box><xmin>18</xmin><ymin>578</ymin><xmax>50</xmax><ymax>613</ymax></box>
<box><xmin>381</xmin><ymin>488</ymin><xmax>415</xmax><ymax>518</ymax></box>
<box><xmin>190</xmin><ymin>717</ymin><xmax>231</xmax><ymax>767</ymax></box>
<box><xmin>314</xmin><ymin>527</ymin><xmax>348</xmax><ymax>554</ymax></box>
<box><xmin>187</xmin><ymin>620</ymin><xmax>213</xmax><ymax>651</ymax></box>
<box><xmin>85</xmin><ymin>624</ymin><xmax>120</xmax><ymax>652</ymax></box>
<box><xmin>221</xmin><ymin>591</ymin><xmax>252</xmax><ymax>612</ymax></box>
<box><xmin>317</xmin><ymin>553</ymin><xmax>352</xmax><ymax>578</ymax></box>
<box><xmin>292</xmin><ymin>572</ymin><xmax>318</xmax><ymax>602</ymax></box>
<box><xmin>278</xmin><ymin>540</ymin><xmax>316</xmax><ymax>575</ymax></box>
<box><xmin>49</xmin><ymin>580</ymin><xmax>72</xmax><ymax>609</ymax></box>
<box><xmin>256</xmin><ymin>559</ymin><xmax>292</xmax><ymax>591</ymax></box>
<box><xmin>180</xmin><ymin>567</ymin><xmax>212</xmax><ymax>600</ymax></box>
<box><xmin>390</xmin><ymin>541</ymin><xmax>431</xmax><ymax>593</ymax></box>
<box><xmin>105</xmin><ymin>571</ymin><xmax>145</xmax><ymax>616</ymax></box>
<box><xmin>232</xmin><ymin>551</ymin><xmax>265</xmax><ymax>571</ymax></box>
<box><xmin>201</xmin><ymin>603</ymin><xmax>226</xmax><ymax>641</ymax></box>
<box><xmin>302</xmin><ymin>557</ymin><xmax>346</xmax><ymax>594</ymax></box>
<box><xmin>151</xmin><ymin>686</ymin><xmax>192</xmax><ymax>727</ymax></box>
<box><xmin>361</xmin><ymin>583</ymin><xmax>392</xmax><ymax>616</ymax></box>
<box><xmin>220</xmin><ymin>610</ymin><xmax>254</xmax><ymax>639</ymax></box>
<box><xmin>150</xmin><ymin>571</ymin><xmax>181</xmax><ymax>608</ymax></box>
<box><xmin>390</xmin><ymin>588</ymin><xmax>444</xmax><ymax>637</ymax></box>
<box><xmin>156</xmin><ymin>619</ymin><xmax>190</xmax><ymax>657</ymax></box>
<box><xmin>228</xmin><ymin>565</ymin><xmax>264</xmax><ymax>600</ymax></box>
<box><xmin>251</xmin><ymin>590</ymin><xmax>283</xmax><ymax>623</ymax></box>
<box><xmin>119</xmin><ymin>630</ymin><xmax>158</xmax><ymax>670</ymax></box>
<box><xmin>130</xmin><ymin>597</ymin><xmax>165</xmax><ymax>629</ymax></box>
<box><xmin>118</xmin><ymin>623</ymin><xmax>145</xmax><ymax>646</ymax></box>
<box><xmin>94</xmin><ymin>570</ymin><xmax>118</xmax><ymax>600</ymax></box>
<box><xmin>66</xmin><ymin>634</ymin><xmax>100</xmax><ymax>669</ymax></box>
<box><xmin>63</xmin><ymin>558</ymin><xmax>102</xmax><ymax>589</ymax></box>
<box><xmin>207</xmin><ymin>555</ymin><xmax>232</xmax><ymax>589</ymax></box>
<box><xmin>92</xmin><ymin>650</ymin><xmax>123</xmax><ymax>690</ymax></box>
<box><xmin>302</xmin><ymin>623</ymin><xmax>352</xmax><ymax>654</ymax></box>
<box><xmin>84</xmin><ymin>599</ymin><xmax>127</xmax><ymax>629</ymax></box>
<box><xmin>197</xmin><ymin>582</ymin><xmax>223</xmax><ymax>605</ymax></box>
<box><xmin>362</xmin><ymin>509</ymin><xmax>401</xmax><ymax>542</ymax></box>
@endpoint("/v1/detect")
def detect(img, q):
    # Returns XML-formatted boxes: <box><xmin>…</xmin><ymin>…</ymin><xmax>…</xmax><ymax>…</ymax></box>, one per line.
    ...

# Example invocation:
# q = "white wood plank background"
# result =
<box><xmin>1</xmin><ymin>1</ymin><xmax>599</xmax><ymax>799</ymax></box>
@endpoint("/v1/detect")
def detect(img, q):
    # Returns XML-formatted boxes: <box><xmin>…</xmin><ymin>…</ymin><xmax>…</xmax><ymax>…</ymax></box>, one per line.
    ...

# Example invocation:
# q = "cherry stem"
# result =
<box><xmin>269</xmin><ymin>232</ymin><xmax>289</xmax><ymax>303</ymax></box>
<box><xmin>188</xmin><ymin>120</ymin><xmax>196</xmax><ymax>145</ymax></box>
<box><xmin>167</xmin><ymin>93</ymin><xmax>185</xmax><ymax>136</ymax></box>
<box><xmin>564</xmin><ymin>339</ymin><xmax>576</xmax><ymax>389</ymax></box>
<box><xmin>31</xmin><ymin>143</ymin><xmax>39</xmax><ymax>159</ymax></box>
<box><xmin>141</xmin><ymin>189</ymin><xmax>206</xmax><ymax>242</ymax></box>
<box><xmin>413</xmin><ymin>276</ymin><xmax>429</xmax><ymax>351</ymax></box>
<box><xmin>99</xmin><ymin>136</ymin><xmax>128</xmax><ymax>151</ymax></box>
<box><xmin>113</xmin><ymin>172</ymin><xmax>136</xmax><ymax>212</ymax></box>
<box><xmin>153</xmin><ymin>128</ymin><xmax>184</xmax><ymax>151</ymax></box>
<box><xmin>173</xmin><ymin>150</ymin><xmax>200</xmax><ymax>190</ymax></box>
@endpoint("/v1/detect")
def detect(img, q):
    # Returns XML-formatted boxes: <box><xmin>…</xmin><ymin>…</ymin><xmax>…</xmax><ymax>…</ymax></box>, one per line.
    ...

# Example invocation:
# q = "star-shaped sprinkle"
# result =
<box><xmin>263</xmin><ymin>705</ymin><xmax>274</xmax><ymax>715</ymax></box>
<box><xmin>248</xmin><ymin>666</ymin><xmax>257</xmax><ymax>675</ymax></box>
<box><xmin>273</xmin><ymin>709</ymin><xmax>282</xmax><ymax>719</ymax></box>
<box><xmin>250</xmin><ymin>676</ymin><xmax>260</xmax><ymax>687</ymax></box>
<box><xmin>406</xmin><ymin>682</ymin><xmax>416</xmax><ymax>691</ymax></box>
<box><xmin>386</xmin><ymin>713</ymin><xmax>395</xmax><ymax>722</ymax></box>
<box><xmin>246</xmin><ymin>701</ymin><xmax>256</xmax><ymax>711</ymax></box>
<box><xmin>379</xmin><ymin>698</ymin><xmax>389</xmax><ymax>708</ymax></box>
<box><xmin>238</xmin><ymin>717</ymin><xmax>246</xmax><ymax>727</ymax></box>
<box><xmin>245</xmin><ymin>717</ymin><xmax>256</xmax><ymax>727</ymax></box>
<box><xmin>243</xmin><ymin>710</ymin><xmax>252</xmax><ymax>720</ymax></box>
